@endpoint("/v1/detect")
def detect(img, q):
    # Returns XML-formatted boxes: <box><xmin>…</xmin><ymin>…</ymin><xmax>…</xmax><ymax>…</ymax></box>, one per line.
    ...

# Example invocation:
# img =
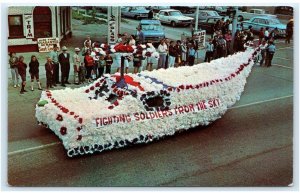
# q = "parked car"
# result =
<box><xmin>146</xmin><ymin>6</ymin><xmax>170</xmax><ymax>13</ymax></box>
<box><xmin>154</xmin><ymin>9</ymin><xmax>194</xmax><ymax>27</ymax></box>
<box><xmin>237</xmin><ymin>8</ymin><xmax>277</xmax><ymax>21</ymax></box>
<box><xmin>138</xmin><ymin>20</ymin><xmax>165</xmax><ymax>42</ymax></box>
<box><xmin>185</xmin><ymin>10</ymin><xmax>222</xmax><ymax>21</ymax></box>
<box><xmin>169</xmin><ymin>6</ymin><xmax>196</xmax><ymax>14</ymax></box>
<box><xmin>197</xmin><ymin>17</ymin><xmax>223</xmax><ymax>34</ymax></box>
<box><xmin>121</xmin><ymin>7</ymin><xmax>149</xmax><ymax>19</ymax></box>
<box><xmin>241</xmin><ymin>16</ymin><xmax>286</xmax><ymax>37</ymax></box>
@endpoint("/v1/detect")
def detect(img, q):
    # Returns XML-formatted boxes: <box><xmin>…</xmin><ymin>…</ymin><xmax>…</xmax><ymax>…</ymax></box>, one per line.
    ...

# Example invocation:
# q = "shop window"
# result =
<box><xmin>8</xmin><ymin>15</ymin><xmax>24</xmax><ymax>38</ymax></box>
<box><xmin>33</xmin><ymin>6</ymin><xmax>52</xmax><ymax>38</ymax></box>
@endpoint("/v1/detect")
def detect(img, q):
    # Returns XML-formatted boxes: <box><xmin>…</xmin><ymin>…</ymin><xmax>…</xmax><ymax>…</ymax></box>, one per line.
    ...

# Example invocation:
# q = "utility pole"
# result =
<box><xmin>194</xmin><ymin>6</ymin><xmax>199</xmax><ymax>31</ymax></box>
<box><xmin>231</xmin><ymin>6</ymin><xmax>238</xmax><ymax>50</ymax></box>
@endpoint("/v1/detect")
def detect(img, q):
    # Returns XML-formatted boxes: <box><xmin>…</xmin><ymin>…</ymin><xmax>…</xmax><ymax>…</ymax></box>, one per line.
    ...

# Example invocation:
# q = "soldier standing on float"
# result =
<box><xmin>49</xmin><ymin>44</ymin><xmax>60</xmax><ymax>84</ymax></box>
<box><xmin>58</xmin><ymin>46</ymin><xmax>71</xmax><ymax>87</ymax></box>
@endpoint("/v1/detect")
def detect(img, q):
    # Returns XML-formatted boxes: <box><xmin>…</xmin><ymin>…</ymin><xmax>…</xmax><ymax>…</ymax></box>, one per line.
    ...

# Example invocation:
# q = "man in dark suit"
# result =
<box><xmin>58</xmin><ymin>46</ymin><xmax>71</xmax><ymax>87</ymax></box>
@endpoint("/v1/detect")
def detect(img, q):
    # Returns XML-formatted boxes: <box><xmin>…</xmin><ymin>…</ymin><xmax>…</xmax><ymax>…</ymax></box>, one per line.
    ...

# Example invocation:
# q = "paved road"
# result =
<box><xmin>6</xmin><ymin>37</ymin><xmax>294</xmax><ymax>186</ymax></box>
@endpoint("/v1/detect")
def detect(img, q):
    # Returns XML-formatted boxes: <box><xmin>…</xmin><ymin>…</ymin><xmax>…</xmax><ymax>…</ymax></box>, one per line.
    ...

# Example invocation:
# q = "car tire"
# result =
<box><xmin>171</xmin><ymin>21</ymin><xmax>176</xmax><ymax>27</ymax></box>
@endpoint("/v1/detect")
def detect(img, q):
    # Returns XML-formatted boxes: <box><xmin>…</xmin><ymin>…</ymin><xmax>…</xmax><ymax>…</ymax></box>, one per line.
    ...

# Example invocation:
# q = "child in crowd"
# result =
<box><xmin>104</xmin><ymin>53</ymin><xmax>113</xmax><ymax>74</ymax></box>
<box><xmin>78</xmin><ymin>63</ymin><xmax>86</xmax><ymax>84</ymax></box>
<box><xmin>45</xmin><ymin>57</ymin><xmax>55</xmax><ymax>90</ymax></box>
<box><xmin>97</xmin><ymin>55</ymin><xmax>106</xmax><ymax>78</ymax></box>
<box><xmin>29</xmin><ymin>55</ymin><xmax>42</xmax><ymax>91</ymax></box>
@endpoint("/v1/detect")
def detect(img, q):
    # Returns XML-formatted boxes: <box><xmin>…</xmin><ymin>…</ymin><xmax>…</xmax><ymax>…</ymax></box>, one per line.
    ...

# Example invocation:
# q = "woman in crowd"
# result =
<box><xmin>175</xmin><ymin>40</ymin><xmax>182</xmax><ymax>67</ymax></box>
<box><xmin>133</xmin><ymin>43</ymin><xmax>144</xmax><ymax>74</ymax></box>
<box><xmin>259</xmin><ymin>39</ymin><xmax>267</xmax><ymax>66</ymax></box>
<box><xmin>258</xmin><ymin>27</ymin><xmax>265</xmax><ymax>45</ymax></box>
<box><xmin>168</xmin><ymin>41</ymin><xmax>177</xmax><ymax>68</ymax></box>
<box><xmin>157</xmin><ymin>39</ymin><xmax>168</xmax><ymax>69</ymax></box>
<box><xmin>181</xmin><ymin>40</ymin><xmax>187</xmax><ymax>66</ymax></box>
<box><xmin>29</xmin><ymin>55</ymin><xmax>42</xmax><ymax>91</ymax></box>
<box><xmin>84</xmin><ymin>50</ymin><xmax>94</xmax><ymax>82</ymax></box>
<box><xmin>286</xmin><ymin>19</ymin><xmax>293</xmax><ymax>44</ymax></box>
<box><xmin>224</xmin><ymin>30</ymin><xmax>232</xmax><ymax>56</ymax></box>
<box><xmin>45</xmin><ymin>57</ymin><xmax>55</xmax><ymax>90</ymax></box>
<box><xmin>97</xmin><ymin>54</ymin><xmax>106</xmax><ymax>78</ymax></box>
<box><xmin>17</xmin><ymin>56</ymin><xmax>27</xmax><ymax>94</ymax></box>
<box><xmin>104</xmin><ymin>52</ymin><xmax>113</xmax><ymax>74</ymax></box>
<box><xmin>145</xmin><ymin>42</ymin><xmax>156</xmax><ymax>71</ymax></box>
<box><xmin>9</xmin><ymin>52</ymin><xmax>20</xmax><ymax>88</ymax></box>
<box><xmin>129</xmin><ymin>35</ymin><xmax>136</xmax><ymax>46</ymax></box>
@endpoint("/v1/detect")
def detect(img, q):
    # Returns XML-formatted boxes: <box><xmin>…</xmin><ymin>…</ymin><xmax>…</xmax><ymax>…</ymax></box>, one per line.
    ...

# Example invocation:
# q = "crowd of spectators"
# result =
<box><xmin>9</xmin><ymin>17</ymin><xmax>293</xmax><ymax>94</ymax></box>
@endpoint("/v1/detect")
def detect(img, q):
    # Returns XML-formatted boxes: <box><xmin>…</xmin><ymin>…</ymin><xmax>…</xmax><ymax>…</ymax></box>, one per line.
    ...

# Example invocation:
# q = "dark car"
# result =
<box><xmin>274</xmin><ymin>6</ymin><xmax>293</xmax><ymax>16</ymax></box>
<box><xmin>169</xmin><ymin>6</ymin><xmax>196</xmax><ymax>14</ymax></box>
<box><xmin>198</xmin><ymin>17</ymin><xmax>222</xmax><ymax>34</ymax></box>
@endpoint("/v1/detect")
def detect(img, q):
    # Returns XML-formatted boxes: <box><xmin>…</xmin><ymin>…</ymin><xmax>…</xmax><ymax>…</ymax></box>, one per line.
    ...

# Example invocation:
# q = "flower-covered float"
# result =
<box><xmin>36</xmin><ymin>43</ymin><xmax>260</xmax><ymax>157</ymax></box>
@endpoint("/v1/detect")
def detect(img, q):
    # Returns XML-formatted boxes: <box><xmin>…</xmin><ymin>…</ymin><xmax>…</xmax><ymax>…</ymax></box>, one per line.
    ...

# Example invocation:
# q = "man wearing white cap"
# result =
<box><xmin>58</xmin><ymin>46</ymin><xmax>71</xmax><ymax>86</ymax></box>
<box><xmin>73</xmin><ymin>48</ymin><xmax>81</xmax><ymax>84</ymax></box>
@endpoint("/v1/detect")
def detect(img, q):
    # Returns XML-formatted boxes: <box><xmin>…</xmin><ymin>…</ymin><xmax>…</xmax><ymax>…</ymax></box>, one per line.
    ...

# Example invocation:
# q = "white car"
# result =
<box><xmin>155</xmin><ymin>9</ymin><xmax>194</xmax><ymax>27</ymax></box>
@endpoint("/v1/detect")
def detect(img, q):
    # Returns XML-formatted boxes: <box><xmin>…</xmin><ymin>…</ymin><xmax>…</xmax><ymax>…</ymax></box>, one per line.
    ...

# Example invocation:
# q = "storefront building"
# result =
<box><xmin>8</xmin><ymin>6</ymin><xmax>72</xmax><ymax>53</ymax></box>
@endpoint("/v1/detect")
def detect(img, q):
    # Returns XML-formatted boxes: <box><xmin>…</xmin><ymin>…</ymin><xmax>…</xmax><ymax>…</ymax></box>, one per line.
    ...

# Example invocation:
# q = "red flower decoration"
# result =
<box><xmin>76</xmin><ymin>127</ymin><xmax>82</xmax><ymax>131</ymax></box>
<box><xmin>108</xmin><ymin>106</ymin><xmax>114</xmax><ymax>109</ymax></box>
<box><xmin>70</xmin><ymin>112</ymin><xmax>74</xmax><ymax>115</ymax></box>
<box><xmin>179</xmin><ymin>85</ymin><xmax>184</xmax><ymax>89</ymax></box>
<box><xmin>78</xmin><ymin>118</ymin><xmax>83</xmax><ymax>124</ymax></box>
<box><xmin>90</xmin><ymin>86</ymin><xmax>95</xmax><ymax>90</ymax></box>
<box><xmin>56</xmin><ymin>114</ymin><xmax>63</xmax><ymax>121</ymax></box>
<box><xmin>167</xmin><ymin>87</ymin><xmax>173</xmax><ymax>92</ymax></box>
<box><xmin>60</xmin><ymin>127</ymin><xmax>67</xmax><ymax>135</ymax></box>
<box><xmin>95</xmin><ymin>82</ymin><xmax>100</xmax><ymax>87</ymax></box>
<box><xmin>77</xmin><ymin>135</ymin><xmax>82</xmax><ymax>141</ymax></box>
<box><xmin>85</xmin><ymin>89</ymin><xmax>89</xmax><ymax>93</ymax></box>
<box><xmin>62</xmin><ymin>108</ymin><xmax>69</xmax><ymax>113</ymax></box>
<box><xmin>113</xmin><ymin>100</ymin><xmax>119</xmax><ymax>106</ymax></box>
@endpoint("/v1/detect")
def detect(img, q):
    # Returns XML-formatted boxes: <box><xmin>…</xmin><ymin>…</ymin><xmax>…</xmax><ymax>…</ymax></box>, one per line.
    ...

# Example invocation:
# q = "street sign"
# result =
<box><xmin>37</xmin><ymin>38</ymin><xmax>60</xmax><ymax>52</ymax></box>
<box><xmin>24</xmin><ymin>14</ymin><xmax>34</xmax><ymax>38</ymax></box>
<box><xmin>107</xmin><ymin>7</ymin><xmax>120</xmax><ymax>45</ymax></box>
<box><xmin>193</xmin><ymin>30</ymin><xmax>206</xmax><ymax>49</ymax></box>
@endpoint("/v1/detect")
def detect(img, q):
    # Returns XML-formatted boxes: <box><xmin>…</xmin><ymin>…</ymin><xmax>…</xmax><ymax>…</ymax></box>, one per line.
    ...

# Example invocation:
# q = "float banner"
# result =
<box><xmin>37</xmin><ymin>38</ymin><xmax>60</xmax><ymax>52</ymax></box>
<box><xmin>94</xmin><ymin>98</ymin><xmax>221</xmax><ymax>128</ymax></box>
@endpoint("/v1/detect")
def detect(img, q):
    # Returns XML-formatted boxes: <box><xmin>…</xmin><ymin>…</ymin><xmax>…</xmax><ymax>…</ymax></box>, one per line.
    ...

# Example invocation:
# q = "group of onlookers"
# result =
<box><xmin>10</xmin><ymin>17</ymin><xmax>293</xmax><ymax>94</ymax></box>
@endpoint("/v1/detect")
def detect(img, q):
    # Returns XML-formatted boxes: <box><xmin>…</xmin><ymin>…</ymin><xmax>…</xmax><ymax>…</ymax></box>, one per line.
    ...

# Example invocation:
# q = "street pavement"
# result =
<box><xmin>6</xmin><ymin>16</ymin><xmax>294</xmax><ymax>187</ymax></box>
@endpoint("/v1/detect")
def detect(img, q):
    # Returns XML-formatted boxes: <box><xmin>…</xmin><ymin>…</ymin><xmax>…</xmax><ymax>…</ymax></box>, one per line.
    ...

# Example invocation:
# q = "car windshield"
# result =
<box><xmin>169</xmin><ymin>11</ymin><xmax>183</xmax><ymax>16</ymax></box>
<box><xmin>268</xmin><ymin>18</ymin><xmax>281</xmax><ymax>25</ymax></box>
<box><xmin>207</xmin><ymin>11</ymin><xmax>220</xmax><ymax>16</ymax></box>
<box><xmin>132</xmin><ymin>7</ymin><xmax>147</xmax><ymax>11</ymax></box>
<box><xmin>141</xmin><ymin>24</ymin><xmax>162</xmax><ymax>31</ymax></box>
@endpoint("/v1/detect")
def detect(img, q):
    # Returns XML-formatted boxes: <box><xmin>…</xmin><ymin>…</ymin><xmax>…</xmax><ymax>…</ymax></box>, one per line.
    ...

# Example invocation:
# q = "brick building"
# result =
<box><xmin>8</xmin><ymin>6</ymin><xmax>72</xmax><ymax>53</ymax></box>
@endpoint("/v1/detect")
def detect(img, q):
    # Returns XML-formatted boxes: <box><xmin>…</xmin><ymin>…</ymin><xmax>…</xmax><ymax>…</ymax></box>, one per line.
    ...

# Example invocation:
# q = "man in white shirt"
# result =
<box><xmin>73</xmin><ymin>48</ymin><xmax>81</xmax><ymax>84</ymax></box>
<box><xmin>157</xmin><ymin>39</ymin><xmax>168</xmax><ymax>69</ymax></box>
<box><xmin>264</xmin><ymin>27</ymin><xmax>270</xmax><ymax>41</ymax></box>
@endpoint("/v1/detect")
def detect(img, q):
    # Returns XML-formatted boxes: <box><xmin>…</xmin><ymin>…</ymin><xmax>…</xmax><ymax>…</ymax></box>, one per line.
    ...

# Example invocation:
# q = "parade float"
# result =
<box><xmin>36</xmin><ymin>43</ymin><xmax>260</xmax><ymax>157</ymax></box>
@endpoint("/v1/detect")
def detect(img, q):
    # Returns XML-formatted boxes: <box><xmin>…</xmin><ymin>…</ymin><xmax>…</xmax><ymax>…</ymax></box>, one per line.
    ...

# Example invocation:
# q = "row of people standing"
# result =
<box><xmin>157</xmin><ymin>38</ymin><xmax>197</xmax><ymax>69</ymax></box>
<box><xmin>9</xmin><ymin>53</ymin><xmax>42</xmax><ymax>94</ymax></box>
